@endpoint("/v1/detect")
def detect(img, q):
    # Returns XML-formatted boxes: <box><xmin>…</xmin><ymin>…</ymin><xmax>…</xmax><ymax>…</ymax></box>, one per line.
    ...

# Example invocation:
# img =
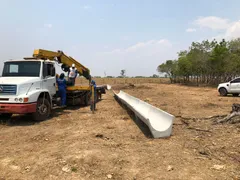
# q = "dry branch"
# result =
<box><xmin>217</xmin><ymin>103</ymin><xmax>240</xmax><ymax>124</ymax></box>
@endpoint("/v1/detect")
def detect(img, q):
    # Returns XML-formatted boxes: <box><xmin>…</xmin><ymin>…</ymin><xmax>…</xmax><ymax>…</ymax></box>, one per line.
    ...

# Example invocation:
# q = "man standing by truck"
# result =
<box><xmin>90</xmin><ymin>79</ymin><xmax>97</xmax><ymax>111</ymax></box>
<box><xmin>57</xmin><ymin>73</ymin><xmax>67</xmax><ymax>107</ymax></box>
<box><xmin>68</xmin><ymin>64</ymin><xmax>78</xmax><ymax>85</ymax></box>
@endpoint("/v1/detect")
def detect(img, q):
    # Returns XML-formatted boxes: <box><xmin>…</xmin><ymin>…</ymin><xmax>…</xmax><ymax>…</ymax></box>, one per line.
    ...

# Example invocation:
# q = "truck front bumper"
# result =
<box><xmin>0</xmin><ymin>103</ymin><xmax>37</xmax><ymax>114</ymax></box>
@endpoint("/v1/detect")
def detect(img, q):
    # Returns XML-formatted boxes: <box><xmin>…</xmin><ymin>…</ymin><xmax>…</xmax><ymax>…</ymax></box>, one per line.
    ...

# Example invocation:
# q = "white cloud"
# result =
<box><xmin>106</xmin><ymin>39</ymin><xmax>172</xmax><ymax>55</ymax></box>
<box><xmin>126</xmin><ymin>42</ymin><xmax>146</xmax><ymax>52</ymax></box>
<box><xmin>83</xmin><ymin>5</ymin><xmax>91</xmax><ymax>9</ymax></box>
<box><xmin>125</xmin><ymin>39</ymin><xmax>172</xmax><ymax>53</ymax></box>
<box><xmin>192</xmin><ymin>16</ymin><xmax>240</xmax><ymax>41</ymax></box>
<box><xmin>157</xmin><ymin>39</ymin><xmax>171</xmax><ymax>45</ymax></box>
<box><xmin>98</xmin><ymin>39</ymin><xmax>176</xmax><ymax>76</ymax></box>
<box><xmin>194</xmin><ymin>16</ymin><xmax>230</xmax><ymax>30</ymax></box>
<box><xmin>186</xmin><ymin>28</ymin><xmax>196</xmax><ymax>32</ymax></box>
<box><xmin>225</xmin><ymin>21</ymin><xmax>240</xmax><ymax>39</ymax></box>
<box><xmin>44</xmin><ymin>24</ymin><xmax>52</xmax><ymax>28</ymax></box>
<box><xmin>103</xmin><ymin>39</ymin><xmax>172</xmax><ymax>54</ymax></box>
<box><xmin>207</xmin><ymin>21</ymin><xmax>240</xmax><ymax>41</ymax></box>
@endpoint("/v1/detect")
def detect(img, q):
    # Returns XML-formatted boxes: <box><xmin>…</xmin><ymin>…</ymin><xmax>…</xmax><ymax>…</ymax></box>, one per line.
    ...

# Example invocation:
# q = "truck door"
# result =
<box><xmin>229</xmin><ymin>78</ymin><xmax>240</xmax><ymax>93</ymax></box>
<box><xmin>42</xmin><ymin>62</ymin><xmax>56</xmax><ymax>96</ymax></box>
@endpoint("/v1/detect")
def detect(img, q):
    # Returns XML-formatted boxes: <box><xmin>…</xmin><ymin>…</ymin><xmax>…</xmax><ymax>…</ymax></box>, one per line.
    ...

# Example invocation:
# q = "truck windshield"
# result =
<box><xmin>2</xmin><ymin>61</ymin><xmax>41</xmax><ymax>77</ymax></box>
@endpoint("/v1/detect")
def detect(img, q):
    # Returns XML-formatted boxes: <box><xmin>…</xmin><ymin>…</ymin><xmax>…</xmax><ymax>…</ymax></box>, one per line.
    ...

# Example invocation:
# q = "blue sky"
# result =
<box><xmin>1</xmin><ymin>0</ymin><xmax>240</xmax><ymax>76</ymax></box>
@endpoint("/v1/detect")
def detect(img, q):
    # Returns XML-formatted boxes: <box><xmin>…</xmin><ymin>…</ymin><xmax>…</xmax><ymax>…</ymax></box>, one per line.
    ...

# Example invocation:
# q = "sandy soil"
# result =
<box><xmin>0</xmin><ymin>83</ymin><xmax>239</xmax><ymax>180</ymax></box>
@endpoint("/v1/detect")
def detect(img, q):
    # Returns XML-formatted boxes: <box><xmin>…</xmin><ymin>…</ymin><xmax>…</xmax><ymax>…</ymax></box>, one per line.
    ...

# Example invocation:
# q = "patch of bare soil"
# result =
<box><xmin>0</xmin><ymin>83</ymin><xmax>239</xmax><ymax>180</ymax></box>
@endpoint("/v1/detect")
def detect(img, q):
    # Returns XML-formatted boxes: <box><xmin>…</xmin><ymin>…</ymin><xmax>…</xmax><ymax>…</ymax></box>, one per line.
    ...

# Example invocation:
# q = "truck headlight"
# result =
<box><xmin>14</xmin><ymin>97</ymin><xmax>28</xmax><ymax>102</ymax></box>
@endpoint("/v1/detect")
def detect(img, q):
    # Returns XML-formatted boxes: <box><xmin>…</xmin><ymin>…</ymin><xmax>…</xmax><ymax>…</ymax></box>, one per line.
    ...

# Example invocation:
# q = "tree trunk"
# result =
<box><xmin>217</xmin><ymin>103</ymin><xmax>240</xmax><ymax>123</ymax></box>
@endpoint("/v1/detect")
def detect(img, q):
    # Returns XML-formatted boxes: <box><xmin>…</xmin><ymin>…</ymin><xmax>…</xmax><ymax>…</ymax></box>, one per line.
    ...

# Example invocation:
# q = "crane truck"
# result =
<box><xmin>0</xmin><ymin>49</ymin><xmax>106</xmax><ymax>121</ymax></box>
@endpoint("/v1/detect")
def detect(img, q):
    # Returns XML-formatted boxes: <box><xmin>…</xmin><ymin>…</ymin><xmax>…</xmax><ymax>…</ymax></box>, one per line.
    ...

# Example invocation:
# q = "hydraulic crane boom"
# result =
<box><xmin>32</xmin><ymin>49</ymin><xmax>91</xmax><ymax>80</ymax></box>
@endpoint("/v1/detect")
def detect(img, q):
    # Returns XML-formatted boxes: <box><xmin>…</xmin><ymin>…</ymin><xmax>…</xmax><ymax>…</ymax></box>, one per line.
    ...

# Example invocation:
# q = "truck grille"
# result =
<box><xmin>0</xmin><ymin>85</ymin><xmax>17</xmax><ymax>95</ymax></box>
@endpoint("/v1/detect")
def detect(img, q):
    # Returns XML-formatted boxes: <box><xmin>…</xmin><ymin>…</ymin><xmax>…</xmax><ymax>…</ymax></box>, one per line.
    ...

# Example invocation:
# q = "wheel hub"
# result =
<box><xmin>38</xmin><ymin>104</ymin><xmax>47</xmax><ymax>115</ymax></box>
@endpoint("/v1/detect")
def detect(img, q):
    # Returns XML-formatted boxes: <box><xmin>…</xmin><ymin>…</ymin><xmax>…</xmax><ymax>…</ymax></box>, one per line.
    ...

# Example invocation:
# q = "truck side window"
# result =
<box><xmin>43</xmin><ymin>63</ymin><xmax>55</xmax><ymax>77</ymax></box>
<box><xmin>51</xmin><ymin>66</ymin><xmax>56</xmax><ymax>76</ymax></box>
<box><xmin>9</xmin><ymin>64</ymin><xmax>18</xmax><ymax>73</ymax></box>
<box><xmin>46</xmin><ymin>64</ymin><xmax>52</xmax><ymax>76</ymax></box>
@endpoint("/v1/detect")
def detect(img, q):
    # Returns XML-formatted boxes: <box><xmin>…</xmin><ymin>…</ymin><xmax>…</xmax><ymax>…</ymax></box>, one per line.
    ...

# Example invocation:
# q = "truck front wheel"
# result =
<box><xmin>32</xmin><ymin>98</ymin><xmax>51</xmax><ymax>121</ymax></box>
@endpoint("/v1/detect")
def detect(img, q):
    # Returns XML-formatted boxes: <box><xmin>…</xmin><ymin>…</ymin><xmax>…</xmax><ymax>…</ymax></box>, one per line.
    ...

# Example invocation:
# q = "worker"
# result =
<box><xmin>90</xmin><ymin>79</ymin><xmax>97</xmax><ymax>111</ymax></box>
<box><xmin>68</xmin><ymin>64</ymin><xmax>78</xmax><ymax>86</ymax></box>
<box><xmin>57</xmin><ymin>73</ymin><xmax>67</xmax><ymax>107</ymax></box>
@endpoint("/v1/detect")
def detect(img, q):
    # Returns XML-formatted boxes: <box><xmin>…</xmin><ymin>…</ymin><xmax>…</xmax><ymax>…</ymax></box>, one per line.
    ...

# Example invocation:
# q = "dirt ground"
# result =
<box><xmin>0</xmin><ymin>83</ymin><xmax>239</xmax><ymax>180</ymax></box>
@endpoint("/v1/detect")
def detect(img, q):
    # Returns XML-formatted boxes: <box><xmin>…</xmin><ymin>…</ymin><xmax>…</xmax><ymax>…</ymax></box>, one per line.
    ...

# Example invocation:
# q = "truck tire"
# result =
<box><xmin>0</xmin><ymin>113</ymin><xmax>12</xmax><ymax>120</ymax></box>
<box><xmin>84</xmin><ymin>94</ymin><xmax>89</xmax><ymax>106</ymax></box>
<box><xmin>32</xmin><ymin>97</ymin><xmax>51</xmax><ymax>121</ymax></box>
<box><xmin>219</xmin><ymin>88</ymin><xmax>227</xmax><ymax>96</ymax></box>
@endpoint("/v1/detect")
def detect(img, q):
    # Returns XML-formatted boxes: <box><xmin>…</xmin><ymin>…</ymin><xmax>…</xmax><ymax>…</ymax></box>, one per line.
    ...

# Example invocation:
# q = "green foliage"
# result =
<box><xmin>157</xmin><ymin>60</ymin><xmax>177</xmax><ymax>77</ymax></box>
<box><xmin>135</xmin><ymin>76</ymin><xmax>146</xmax><ymax>78</ymax></box>
<box><xmin>158</xmin><ymin>38</ymin><xmax>240</xmax><ymax>85</ymax></box>
<box><xmin>151</xmin><ymin>74</ymin><xmax>159</xmax><ymax>78</ymax></box>
<box><xmin>120</xmin><ymin>69</ymin><xmax>126</xmax><ymax>77</ymax></box>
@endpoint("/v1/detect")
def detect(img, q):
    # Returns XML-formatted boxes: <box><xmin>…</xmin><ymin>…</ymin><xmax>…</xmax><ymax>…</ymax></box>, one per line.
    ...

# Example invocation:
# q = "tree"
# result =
<box><xmin>177</xmin><ymin>52</ymin><xmax>192</xmax><ymax>82</ymax></box>
<box><xmin>151</xmin><ymin>74</ymin><xmax>159</xmax><ymax>78</ymax></box>
<box><xmin>120</xmin><ymin>69</ymin><xmax>126</xmax><ymax>77</ymax></box>
<box><xmin>157</xmin><ymin>60</ymin><xmax>177</xmax><ymax>83</ymax></box>
<box><xmin>157</xmin><ymin>38</ymin><xmax>240</xmax><ymax>85</ymax></box>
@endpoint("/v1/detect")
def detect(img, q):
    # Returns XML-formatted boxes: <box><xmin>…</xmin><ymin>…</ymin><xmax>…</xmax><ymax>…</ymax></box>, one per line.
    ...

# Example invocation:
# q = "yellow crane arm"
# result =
<box><xmin>33</xmin><ymin>49</ymin><xmax>91</xmax><ymax>80</ymax></box>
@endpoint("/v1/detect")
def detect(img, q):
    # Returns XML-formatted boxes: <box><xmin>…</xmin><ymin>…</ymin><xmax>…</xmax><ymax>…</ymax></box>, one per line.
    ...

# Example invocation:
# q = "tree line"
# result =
<box><xmin>157</xmin><ymin>38</ymin><xmax>240</xmax><ymax>85</ymax></box>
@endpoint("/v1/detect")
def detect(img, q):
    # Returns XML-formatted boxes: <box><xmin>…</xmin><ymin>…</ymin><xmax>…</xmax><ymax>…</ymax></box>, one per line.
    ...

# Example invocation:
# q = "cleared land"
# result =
<box><xmin>0</xmin><ymin>82</ymin><xmax>239</xmax><ymax>180</ymax></box>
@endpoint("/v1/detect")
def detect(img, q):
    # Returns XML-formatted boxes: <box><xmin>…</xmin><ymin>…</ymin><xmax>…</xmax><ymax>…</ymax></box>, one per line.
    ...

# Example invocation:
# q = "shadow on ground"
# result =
<box><xmin>0</xmin><ymin>98</ymin><xmax>105</xmax><ymax>127</ymax></box>
<box><xmin>0</xmin><ymin>99</ymin><xmax>102</xmax><ymax>127</ymax></box>
<box><xmin>114</xmin><ymin>96</ymin><xmax>153</xmax><ymax>138</ymax></box>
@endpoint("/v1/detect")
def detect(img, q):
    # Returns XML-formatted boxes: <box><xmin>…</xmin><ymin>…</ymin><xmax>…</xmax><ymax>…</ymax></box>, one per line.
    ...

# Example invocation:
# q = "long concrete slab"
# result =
<box><xmin>114</xmin><ymin>90</ymin><xmax>175</xmax><ymax>138</ymax></box>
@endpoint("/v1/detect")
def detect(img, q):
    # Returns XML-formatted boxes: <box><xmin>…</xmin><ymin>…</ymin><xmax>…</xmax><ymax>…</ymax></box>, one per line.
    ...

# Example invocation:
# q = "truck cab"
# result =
<box><xmin>0</xmin><ymin>59</ymin><xmax>56</xmax><ymax>121</ymax></box>
<box><xmin>0</xmin><ymin>49</ymin><xmax>107</xmax><ymax>121</ymax></box>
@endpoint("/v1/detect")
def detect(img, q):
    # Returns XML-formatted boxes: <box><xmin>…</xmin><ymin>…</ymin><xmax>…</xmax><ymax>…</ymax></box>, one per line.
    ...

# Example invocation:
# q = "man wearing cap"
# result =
<box><xmin>68</xmin><ymin>64</ymin><xmax>78</xmax><ymax>86</ymax></box>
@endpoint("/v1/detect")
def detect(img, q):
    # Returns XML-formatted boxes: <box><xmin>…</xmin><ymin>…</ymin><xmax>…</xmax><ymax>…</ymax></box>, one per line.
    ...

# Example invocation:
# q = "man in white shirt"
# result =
<box><xmin>68</xmin><ymin>64</ymin><xmax>78</xmax><ymax>85</ymax></box>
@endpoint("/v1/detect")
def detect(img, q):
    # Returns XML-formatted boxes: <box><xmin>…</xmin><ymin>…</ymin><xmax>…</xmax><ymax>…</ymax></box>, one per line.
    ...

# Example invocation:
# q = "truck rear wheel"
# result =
<box><xmin>0</xmin><ymin>113</ymin><xmax>12</xmax><ymax>120</ymax></box>
<box><xmin>84</xmin><ymin>94</ymin><xmax>90</xmax><ymax>106</ymax></box>
<box><xmin>32</xmin><ymin>98</ymin><xmax>51</xmax><ymax>121</ymax></box>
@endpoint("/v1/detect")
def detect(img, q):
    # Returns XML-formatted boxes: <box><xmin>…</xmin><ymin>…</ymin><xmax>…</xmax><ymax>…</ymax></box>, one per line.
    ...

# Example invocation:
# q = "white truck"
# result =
<box><xmin>0</xmin><ymin>49</ymin><xmax>106</xmax><ymax>121</ymax></box>
<box><xmin>217</xmin><ymin>77</ymin><xmax>240</xmax><ymax>96</ymax></box>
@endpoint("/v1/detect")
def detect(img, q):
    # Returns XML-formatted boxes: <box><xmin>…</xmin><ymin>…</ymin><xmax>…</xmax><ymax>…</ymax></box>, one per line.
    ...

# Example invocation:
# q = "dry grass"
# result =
<box><xmin>0</xmin><ymin>83</ymin><xmax>239</xmax><ymax>179</ymax></box>
<box><xmin>75</xmin><ymin>77</ymin><xmax>170</xmax><ymax>85</ymax></box>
